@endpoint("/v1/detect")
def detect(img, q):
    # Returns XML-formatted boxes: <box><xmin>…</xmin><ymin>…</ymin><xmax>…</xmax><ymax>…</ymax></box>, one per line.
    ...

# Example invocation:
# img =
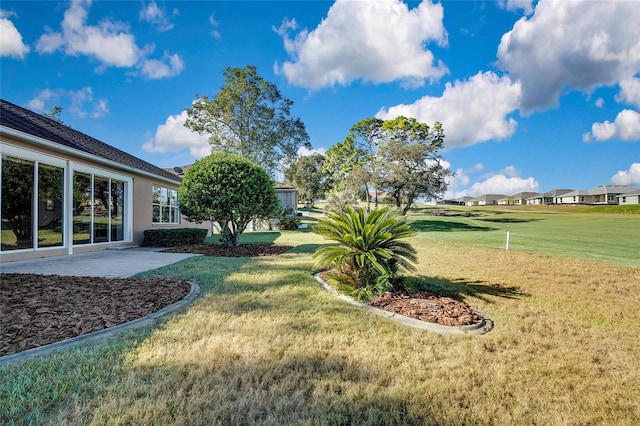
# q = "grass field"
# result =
<box><xmin>1</xmin><ymin>207</ymin><xmax>639</xmax><ymax>425</ymax></box>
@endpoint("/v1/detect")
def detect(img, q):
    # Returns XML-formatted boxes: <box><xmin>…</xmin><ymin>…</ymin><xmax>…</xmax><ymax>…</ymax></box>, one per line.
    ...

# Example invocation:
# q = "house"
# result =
<box><xmin>437</xmin><ymin>196</ymin><xmax>473</xmax><ymax>206</ymax></box>
<box><xmin>526</xmin><ymin>189</ymin><xmax>573</xmax><ymax>205</ymax></box>
<box><xmin>618</xmin><ymin>191</ymin><xmax>640</xmax><ymax>205</ymax></box>
<box><xmin>557</xmin><ymin>189</ymin><xmax>592</xmax><ymax>204</ymax></box>
<box><xmin>557</xmin><ymin>185</ymin><xmax>637</xmax><ymax>205</ymax></box>
<box><xmin>497</xmin><ymin>192</ymin><xmax>541</xmax><ymax>206</ymax></box>
<box><xmin>274</xmin><ymin>183</ymin><xmax>299</xmax><ymax>214</ymax></box>
<box><xmin>1</xmin><ymin>99</ymin><xmax>210</xmax><ymax>263</ymax></box>
<box><xmin>588</xmin><ymin>185</ymin><xmax>637</xmax><ymax>204</ymax></box>
<box><xmin>466</xmin><ymin>194</ymin><xmax>508</xmax><ymax>206</ymax></box>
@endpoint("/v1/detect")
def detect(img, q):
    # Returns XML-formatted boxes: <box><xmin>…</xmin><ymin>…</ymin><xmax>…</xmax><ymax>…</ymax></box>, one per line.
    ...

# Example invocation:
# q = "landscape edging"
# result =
<box><xmin>313</xmin><ymin>273</ymin><xmax>493</xmax><ymax>335</ymax></box>
<box><xmin>0</xmin><ymin>282</ymin><xmax>201</xmax><ymax>365</ymax></box>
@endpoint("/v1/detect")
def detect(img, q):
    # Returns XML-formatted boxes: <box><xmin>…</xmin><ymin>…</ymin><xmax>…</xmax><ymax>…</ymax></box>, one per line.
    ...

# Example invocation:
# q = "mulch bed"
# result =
<box><xmin>161</xmin><ymin>243</ymin><xmax>293</xmax><ymax>257</ymax></box>
<box><xmin>0</xmin><ymin>274</ymin><xmax>191</xmax><ymax>357</ymax></box>
<box><xmin>369</xmin><ymin>290</ymin><xmax>481</xmax><ymax>327</ymax></box>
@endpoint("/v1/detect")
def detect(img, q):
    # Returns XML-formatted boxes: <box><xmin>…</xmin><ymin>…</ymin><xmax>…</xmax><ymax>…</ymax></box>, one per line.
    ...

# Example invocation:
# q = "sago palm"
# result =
<box><xmin>312</xmin><ymin>206</ymin><xmax>417</xmax><ymax>298</ymax></box>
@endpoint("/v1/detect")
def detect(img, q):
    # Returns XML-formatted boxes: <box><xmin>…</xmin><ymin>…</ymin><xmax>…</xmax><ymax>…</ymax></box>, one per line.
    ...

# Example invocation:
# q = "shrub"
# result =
<box><xmin>143</xmin><ymin>228</ymin><xmax>207</xmax><ymax>247</ymax></box>
<box><xmin>278</xmin><ymin>216</ymin><xmax>301</xmax><ymax>230</ymax></box>
<box><xmin>312</xmin><ymin>206</ymin><xmax>417</xmax><ymax>300</ymax></box>
<box><xmin>178</xmin><ymin>153</ymin><xmax>280</xmax><ymax>247</ymax></box>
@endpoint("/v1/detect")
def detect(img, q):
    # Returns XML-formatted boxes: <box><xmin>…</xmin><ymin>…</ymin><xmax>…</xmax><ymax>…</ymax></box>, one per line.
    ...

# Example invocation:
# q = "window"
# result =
<box><xmin>73</xmin><ymin>172</ymin><xmax>127</xmax><ymax>245</ymax></box>
<box><xmin>152</xmin><ymin>185</ymin><xmax>179</xmax><ymax>224</ymax></box>
<box><xmin>1</xmin><ymin>155</ymin><xmax>64</xmax><ymax>251</ymax></box>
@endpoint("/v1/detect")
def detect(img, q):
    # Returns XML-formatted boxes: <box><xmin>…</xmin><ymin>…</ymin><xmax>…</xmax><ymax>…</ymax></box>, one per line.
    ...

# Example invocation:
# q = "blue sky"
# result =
<box><xmin>1</xmin><ymin>0</ymin><xmax>639</xmax><ymax>198</ymax></box>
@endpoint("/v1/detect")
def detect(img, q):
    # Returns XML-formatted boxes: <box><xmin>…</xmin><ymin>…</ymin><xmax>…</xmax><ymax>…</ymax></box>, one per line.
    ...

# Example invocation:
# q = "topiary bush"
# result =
<box><xmin>143</xmin><ymin>228</ymin><xmax>207</xmax><ymax>247</ymax></box>
<box><xmin>312</xmin><ymin>206</ymin><xmax>417</xmax><ymax>300</ymax></box>
<box><xmin>178</xmin><ymin>153</ymin><xmax>280</xmax><ymax>247</ymax></box>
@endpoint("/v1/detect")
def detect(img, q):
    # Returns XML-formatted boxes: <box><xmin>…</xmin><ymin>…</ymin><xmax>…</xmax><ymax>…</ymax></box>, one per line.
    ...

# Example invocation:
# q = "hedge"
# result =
<box><xmin>143</xmin><ymin>228</ymin><xmax>208</xmax><ymax>247</ymax></box>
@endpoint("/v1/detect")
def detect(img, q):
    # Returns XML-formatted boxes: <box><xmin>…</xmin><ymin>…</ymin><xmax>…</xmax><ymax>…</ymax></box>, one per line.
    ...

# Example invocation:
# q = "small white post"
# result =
<box><xmin>506</xmin><ymin>231</ymin><xmax>510</xmax><ymax>250</ymax></box>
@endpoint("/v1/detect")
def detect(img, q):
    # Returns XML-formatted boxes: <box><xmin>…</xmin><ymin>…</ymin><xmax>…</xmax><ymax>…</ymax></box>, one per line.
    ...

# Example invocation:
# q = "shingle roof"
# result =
<box><xmin>0</xmin><ymin>99</ymin><xmax>180</xmax><ymax>183</ymax></box>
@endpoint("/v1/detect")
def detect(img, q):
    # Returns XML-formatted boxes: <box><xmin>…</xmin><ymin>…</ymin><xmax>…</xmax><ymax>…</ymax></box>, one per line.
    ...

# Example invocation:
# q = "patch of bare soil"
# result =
<box><xmin>369</xmin><ymin>290</ymin><xmax>481</xmax><ymax>327</ymax></box>
<box><xmin>0</xmin><ymin>274</ymin><xmax>190</xmax><ymax>357</ymax></box>
<box><xmin>161</xmin><ymin>243</ymin><xmax>293</xmax><ymax>257</ymax></box>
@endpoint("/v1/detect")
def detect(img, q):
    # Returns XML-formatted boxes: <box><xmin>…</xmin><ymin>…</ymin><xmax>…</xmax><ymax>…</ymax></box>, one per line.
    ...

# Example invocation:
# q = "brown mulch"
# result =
<box><xmin>318</xmin><ymin>271</ymin><xmax>482</xmax><ymax>327</ymax></box>
<box><xmin>161</xmin><ymin>243</ymin><xmax>293</xmax><ymax>257</ymax></box>
<box><xmin>0</xmin><ymin>274</ymin><xmax>191</xmax><ymax>357</ymax></box>
<box><xmin>369</xmin><ymin>290</ymin><xmax>481</xmax><ymax>327</ymax></box>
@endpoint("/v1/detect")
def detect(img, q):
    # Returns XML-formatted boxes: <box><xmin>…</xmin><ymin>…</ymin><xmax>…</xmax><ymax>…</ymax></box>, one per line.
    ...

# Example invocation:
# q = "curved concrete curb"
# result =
<box><xmin>0</xmin><ymin>282</ymin><xmax>201</xmax><ymax>365</ymax></box>
<box><xmin>314</xmin><ymin>273</ymin><xmax>493</xmax><ymax>335</ymax></box>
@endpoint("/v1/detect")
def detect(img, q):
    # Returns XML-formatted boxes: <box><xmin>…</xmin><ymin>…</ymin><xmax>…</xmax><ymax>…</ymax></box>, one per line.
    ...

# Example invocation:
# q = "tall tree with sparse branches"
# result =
<box><xmin>185</xmin><ymin>65</ymin><xmax>311</xmax><ymax>176</ymax></box>
<box><xmin>377</xmin><ymin>117</ymin><xmax>450</xmax><ymax>214</ymax></box>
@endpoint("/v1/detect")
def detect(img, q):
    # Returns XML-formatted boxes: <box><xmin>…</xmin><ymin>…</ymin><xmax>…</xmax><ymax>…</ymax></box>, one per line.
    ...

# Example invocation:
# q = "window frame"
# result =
<box><xmin>152</xmin><ymin>184</ymin><xmax>180</xmax><ymax>224</ymax></box>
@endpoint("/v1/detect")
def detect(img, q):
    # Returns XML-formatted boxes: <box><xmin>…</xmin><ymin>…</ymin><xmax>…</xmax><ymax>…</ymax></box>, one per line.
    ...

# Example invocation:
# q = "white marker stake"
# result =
<box><xmin>506</xmin><ymin>231</ymin><xmax>510</xmax><ymax>250</ymax></box>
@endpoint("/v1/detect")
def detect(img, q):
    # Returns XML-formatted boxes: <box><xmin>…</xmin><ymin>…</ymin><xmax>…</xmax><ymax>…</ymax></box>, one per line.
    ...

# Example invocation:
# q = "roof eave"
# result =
<box><xmin>1</xmin><ymin>125</ymin><xmax>181</xmax><ymax>185</ymax></box>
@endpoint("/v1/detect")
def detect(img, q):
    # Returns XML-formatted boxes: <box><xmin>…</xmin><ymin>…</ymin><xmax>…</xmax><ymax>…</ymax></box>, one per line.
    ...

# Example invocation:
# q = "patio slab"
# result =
<box><xmin>0</xmin><ymin>247</ymin><xmax>201</xmax><ymax>278</ymax></box>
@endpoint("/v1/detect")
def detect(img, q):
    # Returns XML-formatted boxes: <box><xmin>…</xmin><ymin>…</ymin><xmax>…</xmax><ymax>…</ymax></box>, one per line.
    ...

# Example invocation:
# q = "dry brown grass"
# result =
<box><xmin>3</xmin><ymin>227</ymin><xmax>639</xmax><ymax>425</ymax></box>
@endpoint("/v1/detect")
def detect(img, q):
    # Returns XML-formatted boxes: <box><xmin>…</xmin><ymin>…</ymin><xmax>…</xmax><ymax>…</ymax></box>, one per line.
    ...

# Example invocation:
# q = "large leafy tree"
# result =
<box><xmin>284</xmin><ymin>154</ymin><xmax>331</xmax><ymax>208</ymax></box>
<box><xmin>185</xmin><ymin>65</ymin><xmax>311</xmax><ymax>176</ymax></box>
<box><xmin>178</xmin><ymin>153</ymin><xmax>280</xmax><ymax>247</ymax></box>
<box><xmin>377</xmin><ymin>117</ymin><xmax>450</xmax><ymax>214</ymax></box>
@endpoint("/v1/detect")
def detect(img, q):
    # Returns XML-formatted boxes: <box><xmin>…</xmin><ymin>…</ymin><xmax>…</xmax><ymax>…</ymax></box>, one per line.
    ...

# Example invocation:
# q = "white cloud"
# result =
<box><xmin>497</xmin><ymin>0</ymin><xmax>534</xmax><ymax>15</ymax></box>
<box><xmin>35</xmin><ymin>0</ymin><xmax>183</xmax><ymax>79</ymax></box>
<box><xmin>595</xmin><ymin>98</ymin><xmax>604</xmax><ymax>108</ymax></box>
<box><xmin>444</xmin><ymin>163</ymin><xmax>539</xmax><ymax>198</ymax></box>
<box><xmin>297</xmin><ymin>146</ymin><xmax>326</xmax><ymax>157</ymax></box>
<box><xmin>497</xmin><ymin>0</ymin><xmax>640</xmax><ymax>113</ymax></box>
<box><xmin>274</xmin><ymin>0</ymin><xmax>448</xmax><ymax>89</ymax></box>
<box><xmin>142</xmin><ymin>111</ymin><xmax>211</xmax><ymax>160</ymax></box>
<box><xmin>376</xmin><ymin>71</ymin><xmax>522</xmax><ymax>149</ymax></box>
<box><xmin>209</xmin><ymin>13</ymin><xmax>221</xmax><ymax>40</ymax></box>
<box><xmin>141</xmin><ymin>52</ymin><xmax>184</xmax><ymax>79</ymax></box>
<box><xmin>583</xmin><ymin>109</ymin><xmax>640</xmax><ymax>142</ymax></box>
<box><xmin>464</xmin><ymin>174</ymin><xmax>539</xmax><ymax>197</ymax></box>
<box><xmin>616</xmin><ymin>77</ymin><xmax>640</xmax><ymax>109</ymax></box>
<box><xmin>611</xmin><ymin>163</ymin><xmax>640</xmax><ymax>186</ymax></box>
<box><xmin>27</xmin><ymin>87</ymin><xmax>108</xmax><ymax>119</ymax></box>
<box><xmin>501</xmin><ymin>165</ymin><xmax>519</xmax><ymax>177</ymax></box>
<box><xmin>0</xmin><ymin>10</ymin><xmax>30</xmax><ymax>58</ymax></box>
<box><xmin>139</xmin><ymin>1</ymin><xmax>174</xmax><ymax>32</ymax></box>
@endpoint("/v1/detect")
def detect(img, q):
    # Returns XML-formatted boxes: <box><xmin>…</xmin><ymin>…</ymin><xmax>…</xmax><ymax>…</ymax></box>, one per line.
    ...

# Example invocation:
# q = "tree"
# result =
<box><xmin>312</xmin><ymin>206</ymin><xmax>417</xmax><ymax>300</ymax></box>
<box><xmin>185</xmin><ymin>65</ymin><xmax>311</xmax><ymax>176</ymax></box>
<box><xmin>345</xmin><ymin>118</ymin><xmax>384</xmax><ymax>211</ymax></box>
<box><xmin>284</xmin><ymin>154</ymin><xmax>331</xmax><ymax>208</ymax></box>
<box><xmin>44</xmin><ymin>106</ymin><xmax>64</xmax><ymax>123</ymax></box>
<box><xmin>377</xmin><ymin>117</ymin><xmax>450</xmax><ymax>214</ymax></box>
<box><xmin>178</xmin><ymin>153</ymin><xmax>280</xmax><ymax>247</ymax></box>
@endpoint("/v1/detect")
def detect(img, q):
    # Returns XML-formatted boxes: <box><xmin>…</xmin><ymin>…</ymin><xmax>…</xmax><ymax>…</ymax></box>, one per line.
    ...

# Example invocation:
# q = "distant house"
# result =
<box><xmin>617</xmin><ymin>191</ymin><xmax>640</xmax><ymax>205</ymax></box>
<box><xmin>1</xmin><ymin>98</ymin><xmax>210</xmax><ymax>263</ymax></box>
<box><xmin>526</xmin><ymin>189</ymin><xmax>573</xmax><ymax>205</ymax></box>
<box><xmin>497</xmin><ymin>192</ymin><xmax>541</xmax><ymax>206</ymax></box>
<box><xmin>557</xmin><ymin>185</ymin><xmax>637</xmax><ymax>205</ymax></box>
<box><xmin>557</xmin><ymin>189</ymin><xmax>592</xmax><ymax>205</ymax></box>
<box><xmin>437</xmin><ymin>196</ymin><xmax>473</xmax><ymax>206</ymax></box>
<box><xmin>588</xmin><ymin>185</ymin><xmax>637</xmax><ymax>204</ymax></box>
<box><xmin>274</xmin><ymin>183</ymin><xmax>299</xmax><ymax>214</ymax></box>
<box><xmin>466</xmin><ymin>194</ymin><xmax>508</xmax><ymax>206</ymax></box>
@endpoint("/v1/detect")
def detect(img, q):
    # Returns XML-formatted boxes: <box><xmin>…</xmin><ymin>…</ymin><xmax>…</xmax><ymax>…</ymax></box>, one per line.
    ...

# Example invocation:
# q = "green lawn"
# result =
<box><xmin>1</xmin><ymin>207</ymin><xmax>639</xmax><ymax>425</ymax></box>
<box><xmin>408</xmin><ymin>205</ymin><xmax>640</xmax><ymax>267</ymax></box>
